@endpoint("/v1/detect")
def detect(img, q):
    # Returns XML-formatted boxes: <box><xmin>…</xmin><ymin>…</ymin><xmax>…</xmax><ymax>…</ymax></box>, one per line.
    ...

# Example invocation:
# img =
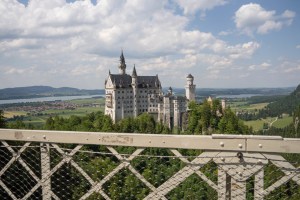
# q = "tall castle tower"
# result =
<box><xmin>185</xmin><ymin>74</ymin><xmax>196</xmax><ymax>101</ymax></box>
<box><xmin>131</xmin><ymin>65</ymin><xmax>138</xmax><ymax>117</ymax></box>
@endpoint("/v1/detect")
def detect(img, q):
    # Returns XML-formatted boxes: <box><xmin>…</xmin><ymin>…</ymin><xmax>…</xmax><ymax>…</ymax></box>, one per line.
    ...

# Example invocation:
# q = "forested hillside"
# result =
<box><xmin>257</xmin><ymin>105</ymin><xmax>300</xmax><ymax>138</ymax></box>
<box><xmin>256</xmin><ymin>84</ymin><xmax>300</xmax><ymax>118</ymax></box>
<box><xmin>237</xmin><ymin>84</ymin><xmax>300</xmax><ymax>121</ymax></box>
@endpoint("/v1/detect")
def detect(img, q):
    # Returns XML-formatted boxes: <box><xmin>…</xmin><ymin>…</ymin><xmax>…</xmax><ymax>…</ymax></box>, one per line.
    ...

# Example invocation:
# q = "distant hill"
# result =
<box><xmin>167</xmin><ymin>87</ymin><xmax>295</xmax><ymax>98</ymax></box>
<box><xmin>0</xmin><ymin>86</ymin><xmax>104</xmax><ymax>100</ymax></box>
<box><xmin>257</xmin><ymin>84</ymin><xmax>300</xmax><ymax>117</ymax></box>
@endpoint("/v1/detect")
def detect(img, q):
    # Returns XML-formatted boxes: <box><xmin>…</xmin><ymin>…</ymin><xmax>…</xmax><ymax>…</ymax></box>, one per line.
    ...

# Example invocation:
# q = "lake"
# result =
<box><xmin>0</xmin><ymin>95</ymin><xmax>104</xmax><ymax>105</ymax></box>
<box><xmin>216</xmin><ymin>94</ymin><xmax>262</xmax><ymax>98</ymax></box>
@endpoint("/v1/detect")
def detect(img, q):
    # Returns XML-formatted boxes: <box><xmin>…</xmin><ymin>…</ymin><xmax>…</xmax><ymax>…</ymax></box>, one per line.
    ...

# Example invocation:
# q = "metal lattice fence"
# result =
<box><xmin>1</xmin><ymin>141</ymin><xmax>300</xmax><ymax>199</ymax></box>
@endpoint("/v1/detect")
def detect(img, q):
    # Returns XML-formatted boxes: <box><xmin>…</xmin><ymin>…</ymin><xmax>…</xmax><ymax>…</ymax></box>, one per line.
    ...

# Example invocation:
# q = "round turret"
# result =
<box><xmin>168</xmin><ymin>86</ymin><xmax>173</xmax><ymax>95</ymax></box>
<box><xmin>187</xmin><ymin>74</ymin><xmax>194</xmax><ymax>79</ymax></box>
<box><xmin>186</xmin><ymin>74</ymin><xmax>194</xmax><ymax>85</ymax></box>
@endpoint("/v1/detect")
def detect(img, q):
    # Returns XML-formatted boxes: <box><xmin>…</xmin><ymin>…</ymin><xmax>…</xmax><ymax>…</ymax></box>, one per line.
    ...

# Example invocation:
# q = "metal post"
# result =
<box><xmin>231</xmin><ymin>179</ymin><xmax>246</xmax><ymax>200</ymax></box>
<box><xmin>218</xmin><ymin>169</ymin><xmax>233</xmax><ymax>200</ymax></box>
<box><xmin>254</xmin><ymin>169</ymin><xmax>264</xmax><ymax>200</ymax></box>
<box><xmin>40</xmin><ymin>143</ymin><xmax>51</xmax><ymax>199</ymax></box>
<box><xmin>218</xmin><ymin>168</ymin><xmax>228</xmax><ymax>199</ymax></box>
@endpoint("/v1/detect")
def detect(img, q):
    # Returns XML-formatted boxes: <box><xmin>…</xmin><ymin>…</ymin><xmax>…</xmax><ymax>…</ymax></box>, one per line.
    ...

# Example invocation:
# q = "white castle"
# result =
<box><xmin>104</xmin><ymin>51</ymin><xmax>196</xmax><ymax>128</ymax></box>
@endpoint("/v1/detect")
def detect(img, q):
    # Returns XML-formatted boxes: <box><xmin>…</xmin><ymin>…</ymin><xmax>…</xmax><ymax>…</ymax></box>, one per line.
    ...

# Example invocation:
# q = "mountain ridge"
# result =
<box><xmin>0</xmin><ymin>86</ymin><xmax>104</xmax><ymax>100</ymax></box>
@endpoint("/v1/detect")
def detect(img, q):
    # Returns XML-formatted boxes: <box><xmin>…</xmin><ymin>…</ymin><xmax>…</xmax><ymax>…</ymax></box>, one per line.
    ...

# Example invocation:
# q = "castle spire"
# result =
<box><xmin>119</xmin><ymin>50</ymin><xmax>126</xmax><ymax>75</ymax></box>
<box><xmin>132</xmin><ymin>64</ymin><xmax>137</xmax><ymax>77</ymax></box>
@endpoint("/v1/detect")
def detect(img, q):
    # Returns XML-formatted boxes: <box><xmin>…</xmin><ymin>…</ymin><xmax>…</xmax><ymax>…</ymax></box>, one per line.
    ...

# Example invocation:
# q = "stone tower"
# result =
<box><xmin>185</xmin><ymin>74</ymin><xmax>196</xmax><ymax>101</ymax></box>
<box><xmin>119</xmin><ymin>50</ymin><xmax>126</xmax><ymax>75</ymax></box>
<box><xmin>132</xmin><ymin>65</ymin><xmax>138</xmax><ymax>117</ymax></box>
<box><xmin>221</xmin><ymin>99</ymin><xmax>226</xmax><ymax>110</ymax></box>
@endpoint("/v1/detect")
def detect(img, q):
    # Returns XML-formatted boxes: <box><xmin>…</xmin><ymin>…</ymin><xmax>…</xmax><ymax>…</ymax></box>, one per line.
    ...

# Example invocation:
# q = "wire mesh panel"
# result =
<box><xmin>1</xmin><ymin>140</ymin><xmax>300</xmax><ymax>200</ymax></box>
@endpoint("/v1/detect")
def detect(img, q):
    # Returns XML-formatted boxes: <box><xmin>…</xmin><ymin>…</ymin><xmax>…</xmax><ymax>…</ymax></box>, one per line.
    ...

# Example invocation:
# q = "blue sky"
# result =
<box><xmin>0</xmin><ymin>0</ymin><xmax>299</xmax><ymax>89</ymax></box>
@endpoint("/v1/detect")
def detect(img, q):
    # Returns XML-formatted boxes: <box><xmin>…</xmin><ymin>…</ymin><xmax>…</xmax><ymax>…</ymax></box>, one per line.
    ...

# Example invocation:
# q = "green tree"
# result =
<box><xmin>0</xmin><ymin>110</ymin><xmax>6</xmax><ymax>128</ymax></box>
<box><xmin>7</xmin><ymin>120</ymin><xmax>26</xmax><ymax>129</ymax></box>
<box><xmin>135</xmin><ymin>113</ymin><xmax>156</xmax><ymax>133</ymax></box>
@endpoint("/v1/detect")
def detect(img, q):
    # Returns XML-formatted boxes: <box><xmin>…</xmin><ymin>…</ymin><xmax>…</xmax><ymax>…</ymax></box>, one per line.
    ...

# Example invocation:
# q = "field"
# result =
<box><xmin>229</xmin><ymin>101</ymin><xmax>269</xmax><ymax>113</ymax></box>
<box><xmin>243</xmin><ymin>116</ymin><xmax>293</xmax><ymax>131</ymax></box>
<box><xmin>4</xmin><ymin>111</ymin><xmax>27</xmax><ymax>118</ymax></box>
<box><xmin>4</xmin><ymin>97</ymin><xmax>105</xmax><ymax>127</ymax></box>
<box><xmin>228</xmin><ymin>99</ymin><xmax>293</xmax><ymax>131</ymax></box>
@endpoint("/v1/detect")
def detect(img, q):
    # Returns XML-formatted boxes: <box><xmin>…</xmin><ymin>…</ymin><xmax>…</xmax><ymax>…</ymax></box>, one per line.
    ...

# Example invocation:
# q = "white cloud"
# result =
<box><xmin>281</xmin><ymin>61</ymin><xmax>300</xmax><ymax>73</ymax></box>
<box><xmin>234</xmin><ymin>3</ymin><xmax>295</xmax><ymax>36</ymax></box>
<box><xmin>248</xmin><ymin>62</ymin><xmax>271</xmax><ymax>71</ymax></box>
<box><xmin>176</xmin><ymin>0</ymin><xmax>227</xmax><ymax>15</ymax></box>
<box><xmin>0</xmin><ymin>0</ymin><xmax>264</xmax><ymax>88</ymax></box>
<box><xmin>228</xmin><ymin>41</ymin><xmax>260</xmax><ymax>59</ymax></box>
<box><xmin>296</xmin><ymin>45</ymin><xmax>300</xmax><ymax>49</ymax></box>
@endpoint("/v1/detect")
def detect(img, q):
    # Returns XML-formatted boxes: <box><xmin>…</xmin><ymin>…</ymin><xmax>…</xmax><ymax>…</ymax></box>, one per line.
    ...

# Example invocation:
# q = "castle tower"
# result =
<box><xmin>119</xmin><ymin>50</ymin><xmax>126</xmax><ymax>75</ymax></box>
<box><xmin>221</xmin><ymin>99</ymin><xmax>226</xmax><ymax>111</ymax></box>
<box><xmin>185</xmin><ymin>74</ymin><xmax>196</xmax><ymax>101</ymax></box>
<box><xmin>168</xmin><ymin>87</ymin><xmax>173</xmax><ymax>96</ymax></box>
<box><xmin>132</xmin><ymin>65</ymin><xmax>138</xmax><ymax>117</ymax></box>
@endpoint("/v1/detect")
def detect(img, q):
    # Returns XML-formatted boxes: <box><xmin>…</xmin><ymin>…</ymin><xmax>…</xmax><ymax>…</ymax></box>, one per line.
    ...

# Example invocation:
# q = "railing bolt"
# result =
<box><xmin>257</xmin><ymin>159</ymin><xmax>262</xmax><ymax>164</ymax></box>
<box><xmin>238</xmin><ymin>144</ymin><xmax>243</xmax><ymax>148</ymax></box>
<box><xmin>239</xmin><ymin>172</ymin><xmax>243</xmax><ymax>176</ymax></box>
<box><xmin>259</xmin><ymin>144</ymin><xmax>263</xmax><ymax>148</ymax></box>
<box><xmin>221</xmin><ymin>157</ymin><xmax>225</xmax><ymax>162</ymax></box>
<box><xmin>43</xmin><ymin>135</ymin><xmax>46</xmax><ymax>139</ymax></box>
<box><xmin>220</xmin><ymin>142</ymin><xmax>224</xmax><ymax>147</ymax></box>
<box><xmin>237</xmin><ymin>152</ymin><xmax>244</xmax><ymax>162</ymax></box>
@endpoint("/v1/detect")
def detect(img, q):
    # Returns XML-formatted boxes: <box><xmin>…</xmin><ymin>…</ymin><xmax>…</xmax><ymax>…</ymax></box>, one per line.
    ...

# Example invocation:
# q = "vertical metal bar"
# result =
<box><xmin>231</xmin><ymin>179</ymin><xmax>246</xmax><ymax>200</ymax></box>
<box><xmin>254</xmin><ymin>170</ymin><xmax>264</xmax><ymax>200</ymax></box>
<box><xmin>40</xmin><ymin>143</ymin><xmax>51</xmax><ymax>199</ymax></box>
<box><xmin>218</xmin><ymin>168</ymin><xmax>227</xmax><ymax>199</ymax></box>
<box><xmin>226</xmin><ymin>173</ymin><xmax>231</xmax><ymax>199</ymax></box>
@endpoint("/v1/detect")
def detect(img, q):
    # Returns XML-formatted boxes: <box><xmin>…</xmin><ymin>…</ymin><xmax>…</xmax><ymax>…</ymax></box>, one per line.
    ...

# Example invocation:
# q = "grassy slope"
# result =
<box><xmin>244</xmin><ymin>116</ymin><xmax>293</xmax><ymax>131</ymax></box>
<box><xmin>229</xmin><ymin>99</ymin><xmax>293</xmax><ymax>131</ymax></box>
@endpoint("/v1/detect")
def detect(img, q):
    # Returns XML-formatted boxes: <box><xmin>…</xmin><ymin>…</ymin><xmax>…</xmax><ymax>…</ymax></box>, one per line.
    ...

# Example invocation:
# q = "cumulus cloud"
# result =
<box><xmin>0</xmin><ymin>0</ymin><xmax>262</xmax><ymax>88</ymax></box>
<box><xmin>176</xmin><ymin>0</ymin><xmax>227</xmax><ymax>15</ymax></box>
<box><xmin>234</xmin><ymin>3</ymin><xmax>295</xmax><ymax>36</ymax></box>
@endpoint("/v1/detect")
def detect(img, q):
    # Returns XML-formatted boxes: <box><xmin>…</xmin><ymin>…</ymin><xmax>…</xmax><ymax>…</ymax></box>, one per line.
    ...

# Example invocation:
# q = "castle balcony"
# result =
<box><xmin>1</xmin><ymin>129</ymin><xmax>300</xmax><ymax>199</ymax></box>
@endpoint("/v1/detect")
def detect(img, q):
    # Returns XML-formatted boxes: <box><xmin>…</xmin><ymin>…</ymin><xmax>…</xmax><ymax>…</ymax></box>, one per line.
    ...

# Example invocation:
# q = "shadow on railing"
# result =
<box><xmin>0</xmin><ymin>129</ymin><xmax>300</xmax><ymax>200</ymax></box>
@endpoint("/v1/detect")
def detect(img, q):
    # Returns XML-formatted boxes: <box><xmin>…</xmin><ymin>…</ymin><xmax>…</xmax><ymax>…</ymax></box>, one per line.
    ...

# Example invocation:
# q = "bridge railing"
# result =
<box><xmin>0</xmin><ymin>129</ymin><xmax>300</xmax><ymax>199</ymax></box>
